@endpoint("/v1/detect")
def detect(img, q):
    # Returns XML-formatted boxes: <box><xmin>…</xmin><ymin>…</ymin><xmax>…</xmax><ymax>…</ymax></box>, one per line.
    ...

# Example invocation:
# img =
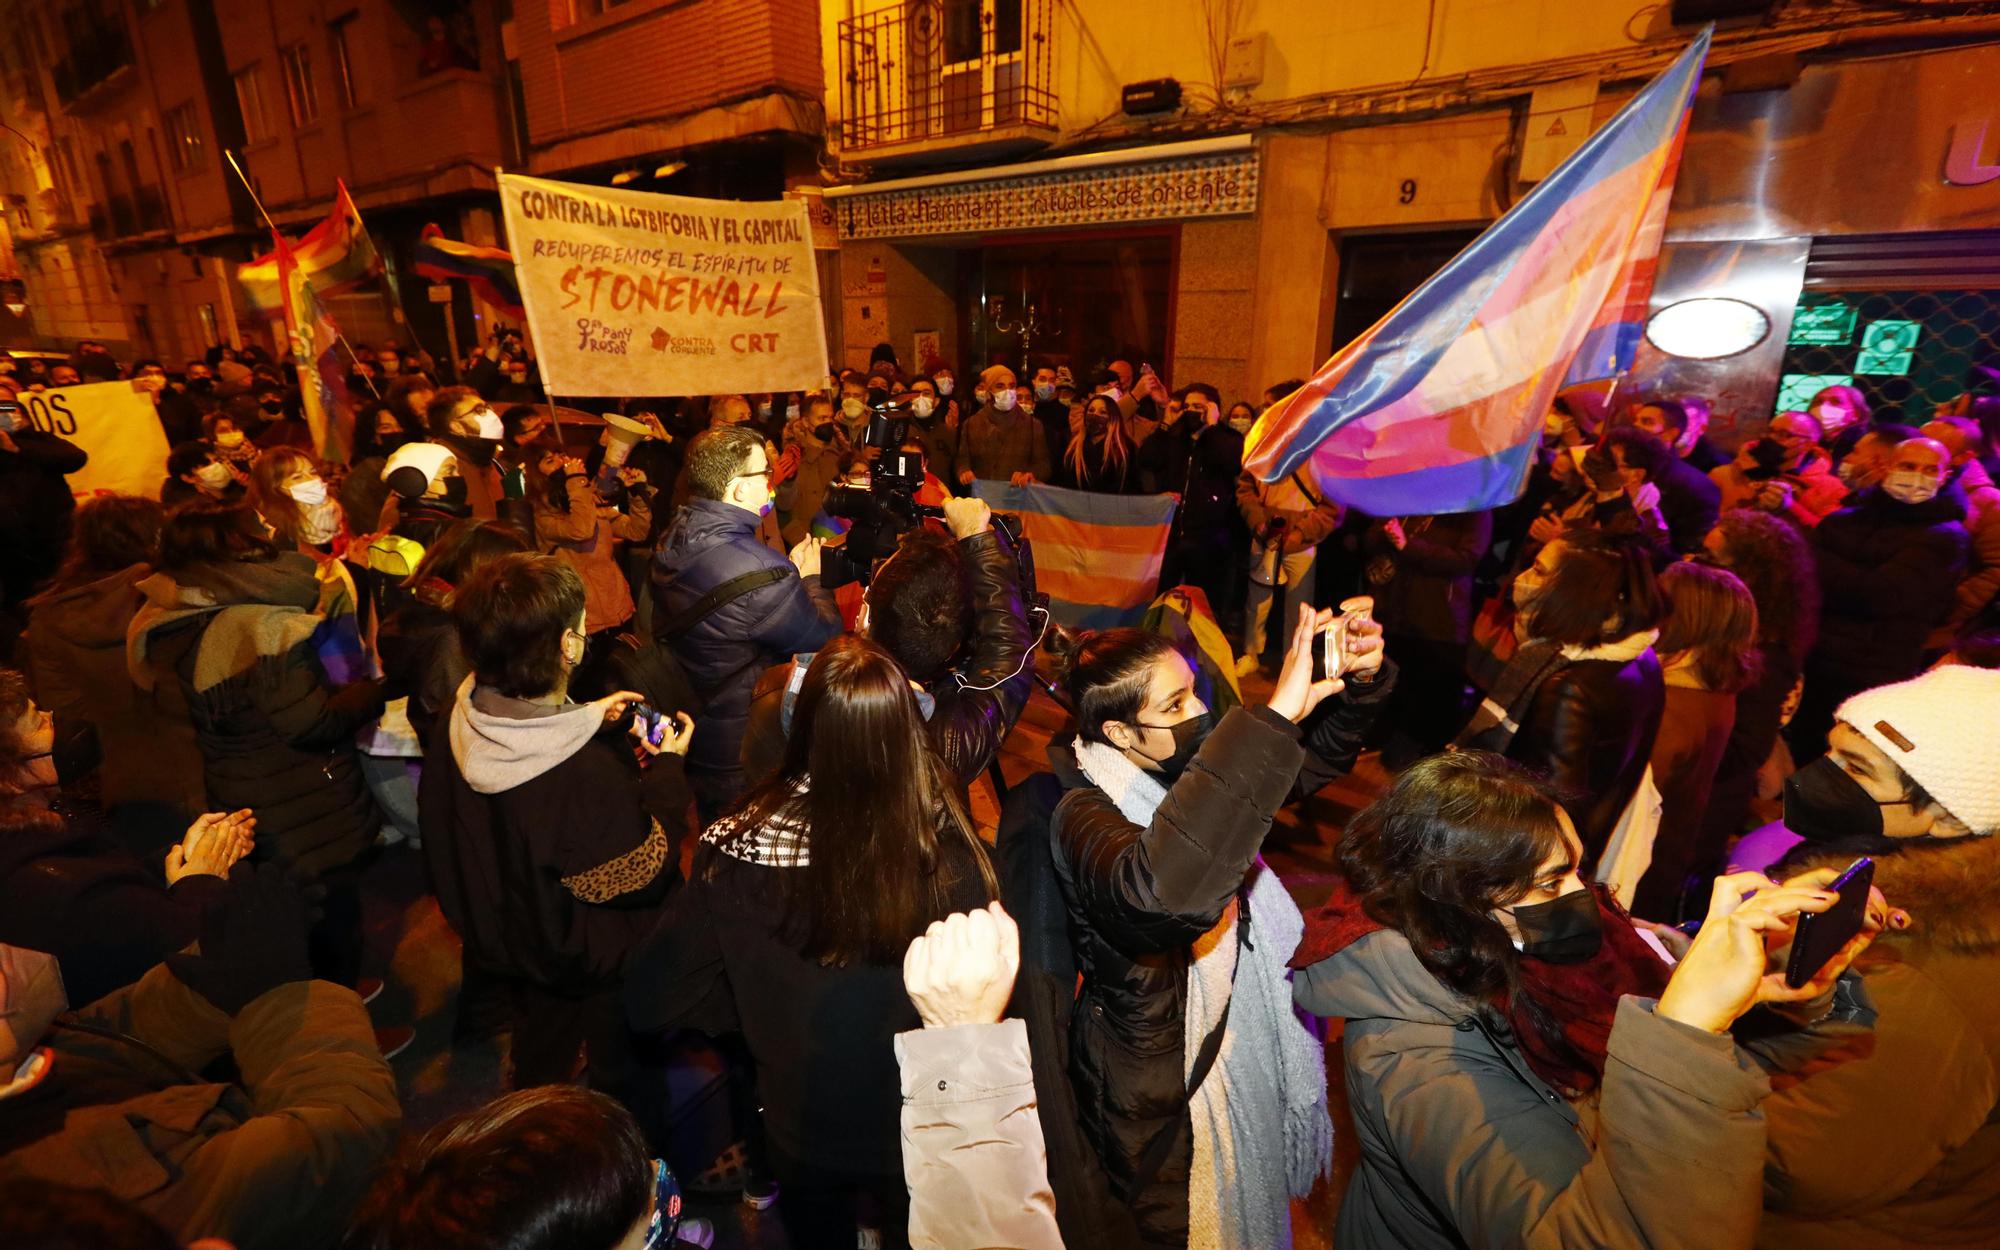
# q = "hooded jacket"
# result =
<box><xmin>126</xmin><ymin>555</ymin><xmax>384</xmax><ymax>878</ymax></box>
<box><xmin>1292</xmin><ymin>921</ymin><xmax>1843</xmax><ymax>1250</ymax></box>
<box><xmin>1811</xmin><ymin>486</ymin><xmax>1969</xmax><ymax>690</ymax></box>
<box><xmin>649</xmin><ymin>498</ymin><xmax>841</xmax><ymax>811</ymax></box>
<box><xmin>418</xmin><ymin>679</ymin><xmax>687</xmax><ymax>989</ymax></box>
<box><xmin>23</xmin><ymin>564</ymin><xmax>206</xmax><ymax>817</ymax></box>
<box><xmin>1757</xmin><ymin>835</ymin><xmax>2000</xmax><ymax>1249</ymax></box>
<box><xmin>1039</xmin><ymin>674</ymin><xmax>1392</xmax><ymax>1246</ymax></box>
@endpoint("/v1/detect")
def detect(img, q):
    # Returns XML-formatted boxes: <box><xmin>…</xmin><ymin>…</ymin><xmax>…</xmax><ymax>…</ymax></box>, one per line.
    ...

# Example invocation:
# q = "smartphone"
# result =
<box><xmin>631</xmin><ymin>702</ymin><xmax>666</xmax><ymax>748</ymax></box>
<box><xmin>1311</xmin><ymin>612</ymin><xmax>1357</xmax><ymax>683</ymax></box>
<box><xmin>1784</xmin><ymin>857</ymin><xmax>1875</xmax><ymax>989</ymax></box>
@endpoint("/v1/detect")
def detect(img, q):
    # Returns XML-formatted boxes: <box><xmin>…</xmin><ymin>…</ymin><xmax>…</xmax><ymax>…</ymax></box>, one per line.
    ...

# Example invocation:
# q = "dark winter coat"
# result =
<box><xmin>0</xmin><ymin>807</ymin><xmax>223</xmax><ymax>1006</ymax></box>
<box><xmin>740</xmin><ymin>525</ymin><xmax>1035</xmax><ymax>788</ymax></box>
<box><xmin>1507</xmin><ymin>644</ymin><xmax>1665</xmax><ymax>862</ymax></box>
<box><xmin>24</xmin><ymin>565</ymin><xmax>206</xmax><ymax>818</ymax></box>
<box><xmin>0</xmin><ymin>965</ymin><xmax>400</xmax><ymax>1250</ymax></box>
<box><xmin>1811</xmin><ymin>486</ymin><xmax>1970</xmax><ymax>691</ymax></box>
<box><xmin>127</xmin><ymin>555</ymin><xmax>384</xmax><ymax>878</ymax></box>
<box><xmin>418</xmin><ymin>682</ymin><xmax>687</xmax><ymax>990</ymax></box>
<box><xmin>375</xmin><ymin>592</ymin><xmax>463</xmax><ymax>749</ymax></box>
<box><xmin>1294</xmin><ymin>924</ymin><xmax>1870</xmax><ymax>1250</ymax></box>
<box><xmin>0</xmin><ymin>428</ymin><xmax>87</xmax><ymax>602</ymax></box>
<box><xmin>1654</xmin><ymin>452</ymin><xmax>1723</xmax><ymax>555</ymax></box>
<box><xmin>1364</xmin><ymin>511</ymin><xmax>1493</xmax><ymax>645</ymax></box>
<box><xmin>1632</xmin><ymin>675</ymin><xmax>1739</xmax><ymax>922</ymax></box>
<box><xmin>1044</xmin><ymin>675</ymin><xmax>1392</xmax><ymax>1245</ymax></box>
<box><xmin>649</xmin><ymin>499</ymin><xmax>841</xmax><ymax>808</ymax></box>
<box><xmin>624</xmin><ymin>810</ymin><xmax>991</xmax><ymax>1178</ymax></box>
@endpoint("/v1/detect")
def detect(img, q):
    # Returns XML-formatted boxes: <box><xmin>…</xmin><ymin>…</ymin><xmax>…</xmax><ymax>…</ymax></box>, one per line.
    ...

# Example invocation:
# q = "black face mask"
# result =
<box><xmin>1507</xmin><ymin>889</ymin><xmax>1603</xmax><ymax>964</ymax></box>
<box><xmin>439</xmin><ymin>476</ymin><xmax>470</xmax><ymax>509</ymax></box>
<box><xmin>813</xmin><ymin>422</ymin><xmax>838</xmax><ymax>443</ymax></box>
<box><xmin>1132</xmin><ymin>710</ymin><xmax>1213</xmax><ymax>782</ymax></box>
<box><xmin>1784</xmin><ymin>756</ymin><xmax>1908</xmax><ymax>844</ymax></box>
<box><xmin>260</xmin><ymin>398</ymin><xmax>285</xmax><ymax>415</ymax></box>
<box><xmin>187</xmin><ymin>377</ymin><xmax>215</xmax><ymax>394</ymax></box>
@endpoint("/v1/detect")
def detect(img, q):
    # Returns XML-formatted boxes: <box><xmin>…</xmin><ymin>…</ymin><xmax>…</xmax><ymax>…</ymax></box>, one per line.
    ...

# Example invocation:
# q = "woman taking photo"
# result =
<box><xmin>1293</xmin><ymin>750</ymin><xmax>1883</xmax><ymax>1250</ymax></box>
<box><xmin>1455</xmin><ymin>530</ymin><xmax>1665</xmax><ymax>862</ymax></box>
<box><xmin>625</xmin><ymin>634</ymin><xmax>996</xmax><ymax>1250</ymax></box>
<box><xmin>1044</xmin><ymin>600</ymin><xmax>1389</xmax><ymax>1248</ymax></box>
<box><xmin>1631</xmin><ymin>561</ymin><xmax>1761</xmax><ymax>921</ymax></box>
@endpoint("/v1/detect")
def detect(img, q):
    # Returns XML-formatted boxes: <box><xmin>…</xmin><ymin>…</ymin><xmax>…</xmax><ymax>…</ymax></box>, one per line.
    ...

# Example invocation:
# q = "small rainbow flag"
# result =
<box><xmin>1245</xmin><ymin>29</ymin><xmax>1709</xmax><ymax>516</ymax></box>
<box><xmin>971</xmin><ymin>480</ymin><xmax>1179</xmax><ymax>629</ymax></box>
<box><xmin>412</xmin><ymin>224</ymin><xmax>526</xmax><ymax>317</ymax></box>
<box><xmin>274</xmin><ymin>229</ymin><xmax>354</xmax><ymax>462</ymax></box>
<box><xmin>239</xmin><ymin>180</ymin><xmax>381</xmax><ymax>319</ymax></box>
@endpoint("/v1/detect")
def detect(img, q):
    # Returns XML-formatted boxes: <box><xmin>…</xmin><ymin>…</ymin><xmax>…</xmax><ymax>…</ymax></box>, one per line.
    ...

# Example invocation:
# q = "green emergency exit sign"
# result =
<box><xmin>1789</xmin><ymin>303</ymin><xmax>1857</xmax><ymax>346</ymax></box>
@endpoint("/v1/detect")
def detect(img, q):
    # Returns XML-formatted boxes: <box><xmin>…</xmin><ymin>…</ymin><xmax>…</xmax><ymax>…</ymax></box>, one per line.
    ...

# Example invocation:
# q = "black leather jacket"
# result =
<box><xmin>1046</xmin><ymin>672</ymin><xmax>1393</xmax><ymax>1246</ymax></box>
<box><xmin>1509</xmin><ymin>649</ymin><xmax>1665</xmax><ymax>861</ymax></box>
<box><xmin>738</xmin><ymin>523</ymin><xmax>1037</xmax><ymax>788</ymax></box>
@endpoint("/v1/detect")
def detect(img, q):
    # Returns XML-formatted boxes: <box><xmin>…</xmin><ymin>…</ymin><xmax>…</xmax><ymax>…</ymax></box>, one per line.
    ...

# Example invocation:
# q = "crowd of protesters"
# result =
<box><xmin>1</xmin><ymin>327</ymin><xmax>1997</xmax><ymax>1250</ymax></box>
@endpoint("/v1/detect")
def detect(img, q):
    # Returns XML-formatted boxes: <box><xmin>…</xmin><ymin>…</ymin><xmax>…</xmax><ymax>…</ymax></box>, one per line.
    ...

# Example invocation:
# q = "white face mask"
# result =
<box><xmin>1882</xmin><ymin>470</ymin><xmax>1941</xmax><ymax>505</ymax></box>
<box><xmin>471</xmin><ymin>407</ymin><xmax>504</xmax><ymax>440</ymax></box>
<box><xmin>288</xmin><ymin>477</ymin><xmax>328</xmax><ymax>506</ymax></box>
<box><xmin>935</xmin><ymin>378</ymin><xmax>954</xmax><ymax>396</ymax></box>
<box><xmin>194</xmin><ymin>460</ymin><xmax>234</xmax><ymax>489</ymax></box>
<box><xmin>785</xmin><ymin>403</ymin><xmax>800</xmax><ymax>420</ymax></box>
<box><xmin>991</xmin><ymin>388</ymin><xmax>1019</xmax><ymax>413</ymax></box>
<box><xmin>1228</xmin><ymin>415</ymin><xmax>1254</xmax><ymax>435</ymax></box>
<box><xmin>841</xmin><ymin>397</ymin><xmax>866</xmax><ymax>420</ymax></box>
<box><xmin>911</xmin><ymin>396</ymin><xmax>935</xmax><ymax>419</ymax></box>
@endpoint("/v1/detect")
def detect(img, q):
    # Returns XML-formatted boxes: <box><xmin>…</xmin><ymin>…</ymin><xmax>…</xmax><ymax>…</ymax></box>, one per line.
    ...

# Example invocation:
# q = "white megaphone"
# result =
<box><xmin>595</xmin><ymin>413</ymin><xmax>652</xmax><ymax>492</ymax></box>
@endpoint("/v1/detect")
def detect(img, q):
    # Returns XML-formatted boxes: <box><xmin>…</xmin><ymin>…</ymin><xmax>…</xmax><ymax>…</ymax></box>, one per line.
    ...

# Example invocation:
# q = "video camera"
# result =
<box><xmin>821</xmin><ymin>397</ymin><xmax>941</xmax><ymax>586</ymax></box>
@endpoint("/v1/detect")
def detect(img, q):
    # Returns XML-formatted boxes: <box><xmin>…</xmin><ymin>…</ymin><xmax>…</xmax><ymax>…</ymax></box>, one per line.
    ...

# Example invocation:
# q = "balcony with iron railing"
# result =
<box><xmin>836</xmin><ymin>0</ymin><xmax>1056</xmax><ymax>166</ymax></box>
<box><xmin>52</xmin><ymin>27</ymin><xmax>134</xmax><ymax>107</ymax></box>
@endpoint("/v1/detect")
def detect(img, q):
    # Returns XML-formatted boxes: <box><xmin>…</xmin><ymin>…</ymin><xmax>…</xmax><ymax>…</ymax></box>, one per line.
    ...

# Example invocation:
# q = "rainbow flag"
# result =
<box><xmin>238</xmin><ymin>181</ymin><xmax>382</xmax><ymax>318</ymax></box>
<box><xmin>1245</xmin><ymin>29</ymin><xmax>1709</xmax><ymax>516</ymax></box>
<box><xmin>412</xmin><ymin>223</ymin><xmax>525</xmax><ymax>317</ymax></box>
<box><xmin>971</xmin><ymin>480</ymin><xmax>1179</xmax><ymax>629</ymax></box>
<box><xmin>274</xmin><ymin>229</ymin><xmax>354</xmax><ymax>461</ymax></box>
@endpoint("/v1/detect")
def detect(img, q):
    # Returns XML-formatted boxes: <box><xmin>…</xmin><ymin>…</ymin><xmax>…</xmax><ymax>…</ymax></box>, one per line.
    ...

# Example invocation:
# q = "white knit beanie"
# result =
<box><xmin>1836</xmin><ymin>665</ymin><xmax>2000</xmax><ymax>836</ymax></box>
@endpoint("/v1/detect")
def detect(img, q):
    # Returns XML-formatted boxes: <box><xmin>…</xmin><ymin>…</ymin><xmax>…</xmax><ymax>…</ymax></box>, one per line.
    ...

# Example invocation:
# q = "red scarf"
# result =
<box><xmin>1293</xmin><ymin>878</ymin><xmax>1671</xmax><ymax>1095</ymax></box>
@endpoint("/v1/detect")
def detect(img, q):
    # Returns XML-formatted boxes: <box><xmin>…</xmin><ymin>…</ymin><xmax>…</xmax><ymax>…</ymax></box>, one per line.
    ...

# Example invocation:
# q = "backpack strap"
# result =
<box><xmin>659</xmin><ymin>566</ymin><xmax>789</xmax><ymax>638</ymax></box>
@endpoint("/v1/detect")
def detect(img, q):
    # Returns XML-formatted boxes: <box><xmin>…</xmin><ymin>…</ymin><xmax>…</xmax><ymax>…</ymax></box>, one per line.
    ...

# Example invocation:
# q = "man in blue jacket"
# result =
<box><xmin>651</xmin><ymin>424</ymin><xmax>842</xmax><ymax>819</ymax></box>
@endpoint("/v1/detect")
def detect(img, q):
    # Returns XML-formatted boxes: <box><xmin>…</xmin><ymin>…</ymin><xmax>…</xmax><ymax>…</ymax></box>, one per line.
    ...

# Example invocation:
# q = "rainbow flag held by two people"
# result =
<box><xmin>237</xmin><ymin>180</ymin><xmax>381</xmax><ymax>319</ymax></box>
<box><xmin>412</xmin><ymin>224</ymin><xmax>526</xmax><ymax>318</ymax></box>
<box><xmin>1244</xmin><ymin>29</ymin><xmax>1711</xmax><ymax>517</ymax></box>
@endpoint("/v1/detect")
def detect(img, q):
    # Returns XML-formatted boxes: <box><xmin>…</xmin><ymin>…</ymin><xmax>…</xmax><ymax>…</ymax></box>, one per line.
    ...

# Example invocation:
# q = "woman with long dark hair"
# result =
<box><xmin>1697</xmin><ymin>509</ymin><xmax>1821</xmax><ymax>854</ymax></box>
<box><xmin>1054</xmin><ymin>393</ymin><xmax>1139</xmax><ymax>493</ymax></box>
<box><xmin>1293</xmin><ymin>750</ymin><xmax>1883</xmax><ymax>1250</ymax></box>
<box><xmin>1631</xmin><ymin>561</ymin><xmax>1761</xmax><ymax>921</ymax></box>
<box><xmin>1034</xmin><ymin>601</ymin><xmax>1390</xmax><ymax>1248</ymax></box>
<box><xmin>1454</xmin><ymin>529</ymin><xmax>1666</xmax><ymax>862</ymax></box>
<box><xmin>626</xmin><ymin>634</ymin><xmax>996</xmax><ymax>1250</ymax></box>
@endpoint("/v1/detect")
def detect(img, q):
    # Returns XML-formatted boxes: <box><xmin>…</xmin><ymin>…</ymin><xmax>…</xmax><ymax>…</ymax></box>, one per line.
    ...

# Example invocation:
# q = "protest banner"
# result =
<box><xmin>15</xmin><ymin>380</ymin><xmax>170</xmax><ymax>501</ymax></box>
<box><xmin>497</xmin><ymin>172</ymin><xmax>829</xmax><ymax>398</ymax></box>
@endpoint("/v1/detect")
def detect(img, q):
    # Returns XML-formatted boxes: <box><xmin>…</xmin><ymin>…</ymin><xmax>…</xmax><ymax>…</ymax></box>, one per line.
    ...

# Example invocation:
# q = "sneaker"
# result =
<box><xmin>742</xmin><ymin>1176</ymin><xmax>780</xmax><ymax>1211</ymax></box>
<box><xmin>675</xmin><ymin>1217</ymin><xmax>716</xmax><ymax>1248</ymax></box>
<box><xmin>374</xmin><ymin>1026</ymin><xmax>416</xmax><ymax>1061</ymax></box>
<box><xmin>1233</xmin><ymin>653</ymin><xmax>1261</xmax><ymax>678</ymax></box>
<box><xmin>356</xmin><ymin>977</ymin><xmax>385</xmax><ymax>1006</ymax></box>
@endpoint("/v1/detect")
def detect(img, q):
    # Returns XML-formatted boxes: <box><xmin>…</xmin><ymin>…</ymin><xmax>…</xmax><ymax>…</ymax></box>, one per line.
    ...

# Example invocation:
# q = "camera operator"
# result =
<box><xmin>1709</xmin><ymin>409</ymin><xmax>1847</xmax><ymax>528</ymax></box>
<box><xmin>742</xmin><ymin>494</ymin><xmax>1038</xmax><ymax>788</ymax></box>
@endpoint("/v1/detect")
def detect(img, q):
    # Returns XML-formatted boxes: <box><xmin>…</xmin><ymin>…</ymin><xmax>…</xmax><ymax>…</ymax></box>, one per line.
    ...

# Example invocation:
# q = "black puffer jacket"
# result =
<box><xmin>1047</xmin><ymin>674</ymin><xmax>1392</xmax><ymax>1245</ymax></box>
<box><xmin>1811</xmin><ymin>486</ymin><xmax>1969</xmax><ymax>690</ymax></box>
<box><xmin>649</xmin><ymin>498</ymin><xmax>841</xmax><ymax>811</ymax></box>
<box><xmin>1508</xmin><ymin>646</ymin><xmax>1665</xmax><ymax>862</ymax></box>
<box><xmin>129</xmin><ymin>555</ymin><xmax>384</xmax><ymax>878</ymax></box>
<box><xmin>739</xmin><ymin>524</ymin><xmax>1035</xmax><ymax>787</ymax></box>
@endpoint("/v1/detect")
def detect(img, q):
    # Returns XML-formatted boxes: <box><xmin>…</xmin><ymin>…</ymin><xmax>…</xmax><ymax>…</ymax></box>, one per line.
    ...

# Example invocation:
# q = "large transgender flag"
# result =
<box><xmin>1244</xmin><ymin>29</ymin><xmax>1709</xmax><ymax>516</ymax></box>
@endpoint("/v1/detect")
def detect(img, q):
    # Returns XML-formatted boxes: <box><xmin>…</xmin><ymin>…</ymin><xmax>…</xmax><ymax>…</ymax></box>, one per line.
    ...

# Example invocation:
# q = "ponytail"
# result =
<box><xmin>1051</xmin><ymin>626</ymin><xmax>1177</xmax><ymax>744</ymax></box>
